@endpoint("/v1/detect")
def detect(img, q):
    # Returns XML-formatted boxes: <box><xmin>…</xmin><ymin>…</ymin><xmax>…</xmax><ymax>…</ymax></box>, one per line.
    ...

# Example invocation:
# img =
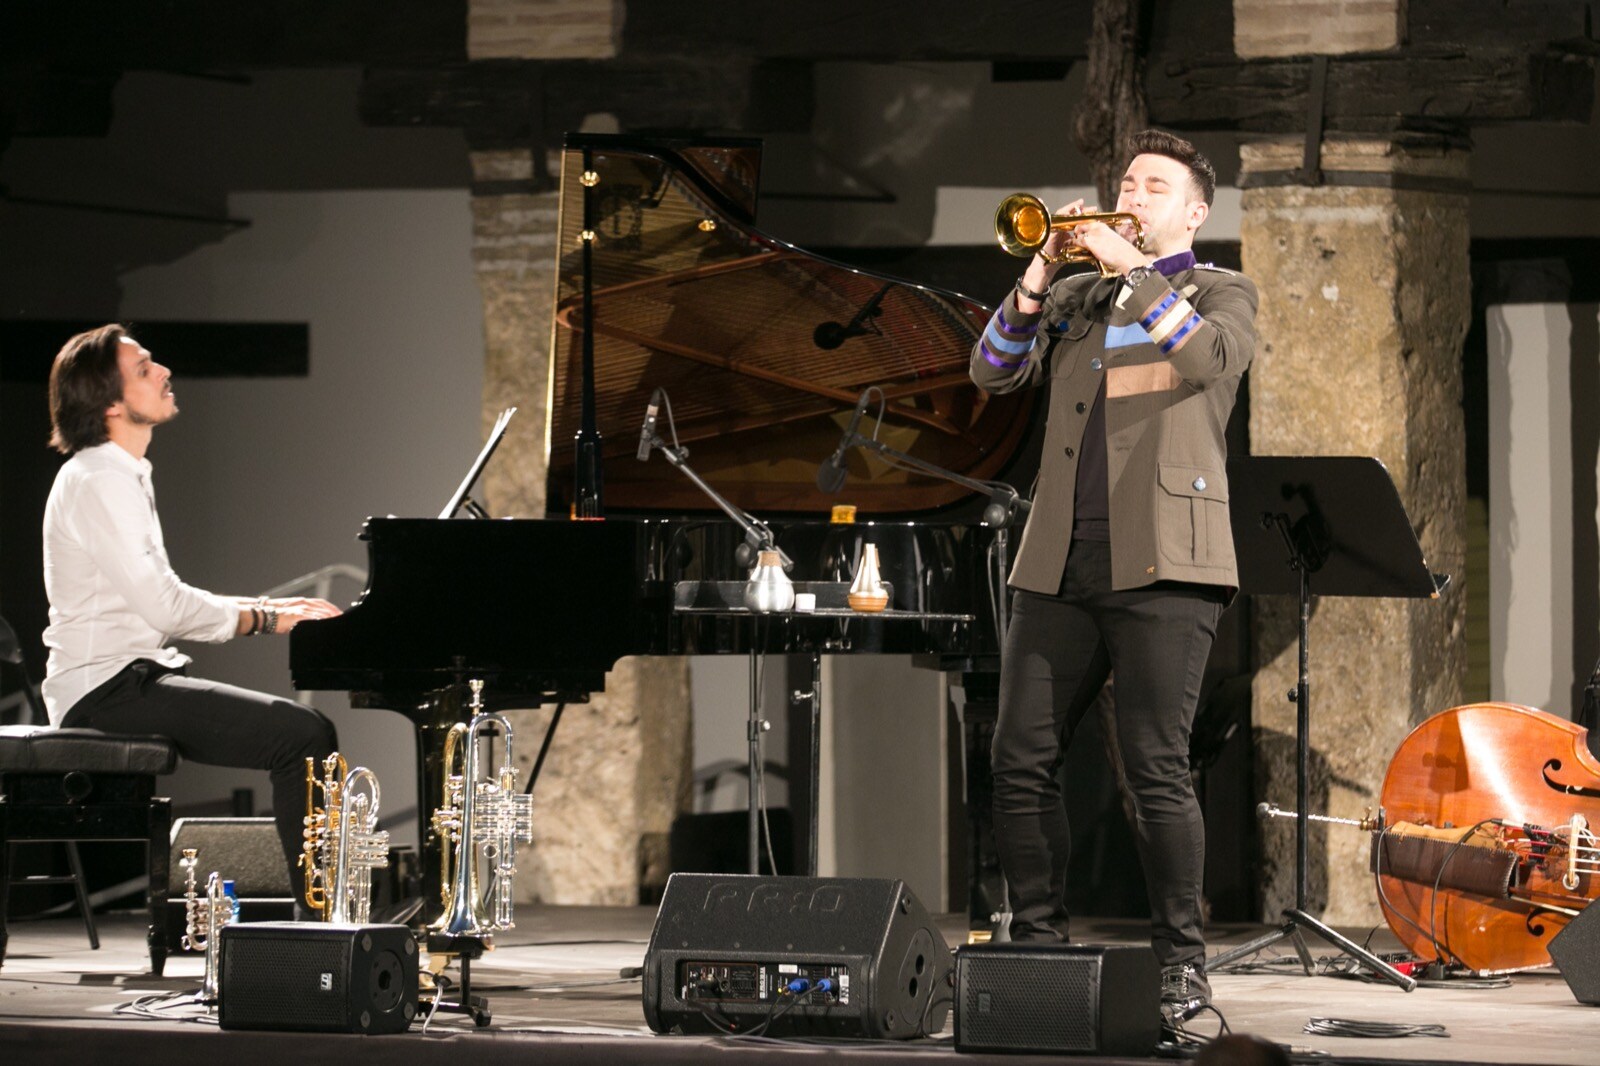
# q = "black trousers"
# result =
<box><xmin>62</xmin><ymin>659</ymin><xmax>338</xmax><ymax>911</ymax></box>
<box><xmin>992</xmin><ymin>539</ymin><xmax>1223</xmax><ymax>967</ymax></box>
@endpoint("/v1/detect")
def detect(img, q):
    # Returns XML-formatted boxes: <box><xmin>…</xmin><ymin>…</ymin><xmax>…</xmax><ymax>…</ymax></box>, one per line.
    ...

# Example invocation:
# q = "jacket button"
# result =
<box><xmin>1076</xmin><ymin>402</ymin><xmax>1087</xmax><ymax>413</ymax></box>
<box><xmin>1064</xmin><ymin>446</ymin><xmax>1075</xmax><ymax>458</ymax></box>
<box><xmin>1090</xmin><ymin>357</ymin><xmax>1103</xmax><ymax>371</ymax></box>
<box><xmin>1193</xmin><ymin>476</ymin><xmax>1207</xmax><ymax>491</ymax></box>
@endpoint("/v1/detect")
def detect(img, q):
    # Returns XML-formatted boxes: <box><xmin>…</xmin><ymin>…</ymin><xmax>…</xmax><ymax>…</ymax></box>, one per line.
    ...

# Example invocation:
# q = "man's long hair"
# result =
<box><xmin>1126</xmin><ymin>129</ymin><xmax>1216</xmax><ymax>207</ymax></box>
<box><xmin>48</xmin><ymin>323</ymin><xmax>129</xmax><ymax>455</ymax></box>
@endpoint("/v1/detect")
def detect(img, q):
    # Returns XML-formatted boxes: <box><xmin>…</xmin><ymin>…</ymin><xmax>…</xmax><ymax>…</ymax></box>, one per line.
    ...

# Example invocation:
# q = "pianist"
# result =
<box><xmin>39</xmin><ymin>324</ymin><xmax>342</xmax><ymax>914</ymax></box>
<box><xmin>970</xmin><ymin>130</ymin><xmax>1257</xmax><ymax>1023</ymax></box>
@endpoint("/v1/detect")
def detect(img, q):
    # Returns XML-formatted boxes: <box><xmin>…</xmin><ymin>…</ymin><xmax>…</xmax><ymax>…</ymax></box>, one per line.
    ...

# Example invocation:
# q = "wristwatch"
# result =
<box><xmin>1015</xmin><ymin>276</ymin><xmax>1051</xmax><ymax>302</ymax></box>
<box><xmin>1124</xmin><ymin>265</ymin><xmax>1154</xmax><ymax>287</ymax></box>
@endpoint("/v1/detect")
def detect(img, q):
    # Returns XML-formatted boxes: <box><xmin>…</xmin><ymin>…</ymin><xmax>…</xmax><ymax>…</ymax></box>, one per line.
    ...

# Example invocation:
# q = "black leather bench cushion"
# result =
<box><xmin>0</xmin><ymin>728</ymin><xmax>179</xmax><ymax>775</ymax></box>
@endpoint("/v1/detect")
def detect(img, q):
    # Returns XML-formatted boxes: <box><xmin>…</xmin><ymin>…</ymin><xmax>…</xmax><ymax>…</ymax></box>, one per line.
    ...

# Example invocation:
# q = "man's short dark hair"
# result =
<box><xmin>1126</xmin><ymin>129</ymin><xmax>1216</xmax><ymax>207</ymax></box>
<box><xmin>48</xmin><ymin>323</ymin><xmax>129</xmax><ymax>455</ymax></box>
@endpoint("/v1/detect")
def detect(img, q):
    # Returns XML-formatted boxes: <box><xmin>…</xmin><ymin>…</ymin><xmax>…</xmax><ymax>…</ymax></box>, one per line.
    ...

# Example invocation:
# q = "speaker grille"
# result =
<box><xmin>223</xmin><ymin>936</ymin><xmax>348</xmax><ymax>1027</ymax></box>
<box><xmin>959</xmin><ymin>953</ymin><xmax>1097</xmax><ymax>1051</ymax></box>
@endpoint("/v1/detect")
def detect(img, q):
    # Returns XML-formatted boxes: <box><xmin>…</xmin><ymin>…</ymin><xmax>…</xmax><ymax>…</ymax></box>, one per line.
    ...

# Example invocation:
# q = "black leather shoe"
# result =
<box><xmin>1160</xmin><ymin>962</ymin><xmax>1212</xmax><ymax>1023</ymax></box>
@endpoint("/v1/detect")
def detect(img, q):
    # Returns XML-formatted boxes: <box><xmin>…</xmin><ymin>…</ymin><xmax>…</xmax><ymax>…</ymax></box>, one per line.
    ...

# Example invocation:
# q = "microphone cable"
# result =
<box><xmin>1303</xmin><ymin>1017</ymin><xmax>1449</xmax><ymax>1039</ymax></box>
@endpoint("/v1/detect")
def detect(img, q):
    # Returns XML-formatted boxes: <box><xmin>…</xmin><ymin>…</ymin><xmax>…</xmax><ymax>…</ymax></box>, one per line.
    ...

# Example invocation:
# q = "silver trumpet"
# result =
<box><xmin>179</xmin><ymin>847</ymin><xmax>234</xmax><ymax>1003</ymax></box>
<box><xmin>430</xmin><ymin>679</ymin><xmax>535</xmax><ymax>939</ymax></box>
<box><xmin>301</xmin><ymin>752</ymin><xmax>390</xmax><ymax>924</ymax></box>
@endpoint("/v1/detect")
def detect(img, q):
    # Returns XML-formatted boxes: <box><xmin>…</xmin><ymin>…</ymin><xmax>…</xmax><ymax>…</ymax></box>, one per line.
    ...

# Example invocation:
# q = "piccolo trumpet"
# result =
<box><xmin>994</xmin><ymin>192</ymin><xmax>1145</xmax><ymax>278</ymax></box>
<box><xmin>180</xmin><ymin>848</ymin><xmax>235</xmax><ymax>1003</ymax></box>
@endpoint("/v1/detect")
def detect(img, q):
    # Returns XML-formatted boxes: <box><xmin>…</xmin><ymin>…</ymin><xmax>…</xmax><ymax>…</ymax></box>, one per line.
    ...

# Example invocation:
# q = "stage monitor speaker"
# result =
<box><xmin>954</xmin><ymin>942</ymin><xmax>1160</xmax><ymax>1056</ymax></box>
<box><xmin>642</xmin><ymin>873</ymin><xmax>952</xmax><ymax>1040</ymax></box>
<box><xmin>169</xmin><ymin>817</ymin><xmax>290</xmax><ymax>895</ymax></box>
<box><xmin>167</xmin><ymin>817</ymin><xmax>294</xmax><ymax>946</ymax></box>
<box><xmin>218</xmin><ymin>921</ymin><xmax>418</xmax><ymax>1033</ymax></box>
<box><xmin>1548</xmin><ymin>903</ymin><xmax>1600</xmax><ymax>1005</ymax></box>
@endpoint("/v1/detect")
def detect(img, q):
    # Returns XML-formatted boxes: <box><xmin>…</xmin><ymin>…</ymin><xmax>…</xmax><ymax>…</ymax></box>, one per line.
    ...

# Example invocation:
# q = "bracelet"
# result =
<box><xmin>246</xmin><ymin>607</ymin><xmax>262</xmax><ymax>637</ymax></box>
<box><xmin>1015</xmin><ymin>276</ymin><xmax>1051</xmax><ymax>303</ymax></box>
<box><xmin>262</xmin><ymin>606</ymin><xmax>279</xmax><ymax>635</ymax></box>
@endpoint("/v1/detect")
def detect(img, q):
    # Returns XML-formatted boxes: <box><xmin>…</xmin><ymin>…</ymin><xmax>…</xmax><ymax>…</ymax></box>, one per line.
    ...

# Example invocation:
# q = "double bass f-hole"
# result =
<box><xmin>1542</xmin><ymin>758</ymin><xmax>1600</xmax><ymax>799</ymax></box>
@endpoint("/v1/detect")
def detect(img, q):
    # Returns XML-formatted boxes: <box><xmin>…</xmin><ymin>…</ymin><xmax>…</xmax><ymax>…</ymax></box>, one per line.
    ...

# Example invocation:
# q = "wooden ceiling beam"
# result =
<box><xmin>360</xmin><ymin>58</ymin><xmax>815</xmax><ymax>149</ymax></box>
<box><xmin>1149</xmin><ymin>49</ymin><xmax>1594</xmax><ymax>135</ymax></box>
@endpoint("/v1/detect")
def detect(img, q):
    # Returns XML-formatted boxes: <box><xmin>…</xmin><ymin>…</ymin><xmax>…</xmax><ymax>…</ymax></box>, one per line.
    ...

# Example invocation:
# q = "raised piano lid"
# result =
<box><xmin>546</xmin><ymin>133</ymin><xmax>1034</xmax><ymax>518</ymax></box>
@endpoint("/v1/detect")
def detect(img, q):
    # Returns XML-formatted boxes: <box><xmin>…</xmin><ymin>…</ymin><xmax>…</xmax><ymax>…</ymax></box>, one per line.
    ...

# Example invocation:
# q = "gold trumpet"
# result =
<box><xmin>301</xmin><ymin>752</ymin><xmax>390</xmax><ymax>923</ymax></box>
<box><xmin>994</xmin><ymin>192</ymin><xmax>1145</xmax><ymax>278</ymax></box>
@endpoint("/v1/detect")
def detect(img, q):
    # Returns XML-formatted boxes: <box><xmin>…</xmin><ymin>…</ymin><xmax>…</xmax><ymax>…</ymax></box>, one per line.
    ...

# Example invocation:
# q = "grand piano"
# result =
<box><xmin>290</xmin><ymin>133</ymin><xmax>1041</xmax><ymax>915</ymax></box>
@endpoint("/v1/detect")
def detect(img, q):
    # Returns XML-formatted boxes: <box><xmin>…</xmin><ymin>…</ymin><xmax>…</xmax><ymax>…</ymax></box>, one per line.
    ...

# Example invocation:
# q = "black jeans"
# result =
<box><xmin>62</xmin><ymin>659</ymin><xmax>338</xmax><ymax>910</ymax></box>
<box><xmin>992</xmin><ymin>539</ymin><xmax>1223</xmax><ymax>967</ymax></box>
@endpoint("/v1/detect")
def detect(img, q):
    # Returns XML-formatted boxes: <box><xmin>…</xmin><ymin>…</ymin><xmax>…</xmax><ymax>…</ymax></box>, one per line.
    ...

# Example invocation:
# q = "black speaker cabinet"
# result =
<box><xmin>218</xmin><ymin>921</ymin><xmax>418</xmax><ymax>1034</ymax></box>
<box><xmin>167</xmin><ymin>817</ymin><xmax>294</xmax><ymax>948</ymax></box>
<box><xmin>954</xmin><ymin>942</ymin><xmax>1160</xmax><ymax>1055</ymax></box>
<box><xmin>1549</xmin><ymin>904</ymin><xmax>1600</xmax><ymax>1005</ymax></box>
<box><xmin>642</xmin><ymin>874</ymin><xmax>952</xmax><ymax>1040</ymax></box>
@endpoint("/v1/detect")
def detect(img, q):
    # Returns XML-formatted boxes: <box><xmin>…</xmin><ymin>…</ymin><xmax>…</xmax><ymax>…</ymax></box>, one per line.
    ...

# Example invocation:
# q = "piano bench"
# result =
<box><xmin>0</xmin><ymin>727</ymin><xmax>178</xmax><ymax>976</ymax></box>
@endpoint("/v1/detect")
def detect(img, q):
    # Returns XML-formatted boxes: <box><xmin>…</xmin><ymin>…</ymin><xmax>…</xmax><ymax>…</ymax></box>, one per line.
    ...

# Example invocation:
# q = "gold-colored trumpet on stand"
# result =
<box><xmin>994</xmin><ymin>192</ymin><xmax>1146</xmax><ymax>278</ymax></box>
<box><xmin>301</xmin><ymin>752</ymin><xmax>390</xmax><ymax>923</ymax></box>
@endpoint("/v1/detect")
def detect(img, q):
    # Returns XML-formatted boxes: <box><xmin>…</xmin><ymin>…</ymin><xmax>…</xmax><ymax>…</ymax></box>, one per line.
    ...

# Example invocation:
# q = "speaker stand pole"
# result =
<box><xmin>803</xmin><ymin>651</ymin><xmax>822</xmax><ymax>877</ymax></box>
<box><xmin>747</xmin><ymin>647</ymin><xmax>763</xmax><ymax>875</ymax></box>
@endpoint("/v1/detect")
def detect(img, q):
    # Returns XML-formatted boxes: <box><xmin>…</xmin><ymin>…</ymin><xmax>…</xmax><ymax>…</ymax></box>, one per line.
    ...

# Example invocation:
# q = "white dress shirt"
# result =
<box><xmin>41</xmin><ymin>441</ymin><xmax>237</xmax><ymax>723</ymax></box>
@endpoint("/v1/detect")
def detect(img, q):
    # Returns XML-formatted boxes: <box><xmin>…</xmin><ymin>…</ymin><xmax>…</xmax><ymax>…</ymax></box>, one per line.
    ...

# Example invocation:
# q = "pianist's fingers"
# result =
<box><xmin>271</xmin><ymin>596</ymin><xmax>343</xmax><ymax>618</ymax></box>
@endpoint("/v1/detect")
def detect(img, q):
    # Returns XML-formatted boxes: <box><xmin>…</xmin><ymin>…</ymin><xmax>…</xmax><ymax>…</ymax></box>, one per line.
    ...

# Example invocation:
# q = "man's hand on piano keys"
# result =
<box><xmin>265</xmin><ymin>596</ymin><xmax>343</xmax><ymax>634</ymax></box>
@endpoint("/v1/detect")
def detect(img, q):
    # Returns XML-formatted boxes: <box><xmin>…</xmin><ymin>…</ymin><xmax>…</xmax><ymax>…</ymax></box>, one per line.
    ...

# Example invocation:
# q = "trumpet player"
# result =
<box><xmin>971</xmin><ymin>130</ymin><xmax>1257</xmax><ymax>1023</ymax></box>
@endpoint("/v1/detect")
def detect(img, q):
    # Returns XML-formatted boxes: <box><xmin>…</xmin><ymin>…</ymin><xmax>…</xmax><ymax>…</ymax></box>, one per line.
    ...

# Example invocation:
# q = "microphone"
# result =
<box><xmin>816</xmin><ymin>388</ymin><xmax>871</xmax><ymax>494</ymax></box>
<box><xmin>636</xmin><ymin>388</ymin><xmax>662</xmax><ymax>462</ymax></box>
<box><xmin>813</xmin><ymin>321</ymin><xmax>860</xmax><ymax>350</ymax></box>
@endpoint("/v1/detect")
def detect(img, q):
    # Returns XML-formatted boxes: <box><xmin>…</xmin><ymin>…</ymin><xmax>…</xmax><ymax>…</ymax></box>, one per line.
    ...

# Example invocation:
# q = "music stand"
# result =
<box><xmin>1205</xmin><ymin>457</ymin><xmax>1448</xmax><ymax>992</ymax></box>
<box><xmin>439</xmin><ymin>407</ymin><xmax>517</xmax><ymax>519</ymax></box>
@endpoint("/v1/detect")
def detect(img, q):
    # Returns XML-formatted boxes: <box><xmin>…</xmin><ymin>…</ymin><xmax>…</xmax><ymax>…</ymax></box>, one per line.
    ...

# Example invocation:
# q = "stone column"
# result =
<box><xmin>1239</xmin><ymin>139</ymin><xmax>1469</xmax><ymax>924</ymax></box>
<box><xmin>469</xmin><ymin>146</ymin><xmax>692</xmax><ymax>905</ymax></box>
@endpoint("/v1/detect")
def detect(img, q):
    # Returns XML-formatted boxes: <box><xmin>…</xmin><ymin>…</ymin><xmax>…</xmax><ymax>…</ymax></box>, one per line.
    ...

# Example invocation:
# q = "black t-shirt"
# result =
<box><xmin>1072</xmin><ymin>377</ymin><xmax>1110</xmax><ymax>541</ymax></box>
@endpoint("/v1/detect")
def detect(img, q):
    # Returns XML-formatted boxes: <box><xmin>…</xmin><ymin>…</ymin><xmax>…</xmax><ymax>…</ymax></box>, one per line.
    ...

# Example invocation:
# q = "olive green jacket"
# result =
<box><xmin>969</xmin><ymin>262</ymin><xmax>1258</xmax><ymax>595</ymax></box>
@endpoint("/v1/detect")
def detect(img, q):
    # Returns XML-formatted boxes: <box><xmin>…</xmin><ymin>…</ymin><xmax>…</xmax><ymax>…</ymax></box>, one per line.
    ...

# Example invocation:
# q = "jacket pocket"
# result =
<box><xmin>1156</xmin><ymin>463</ymin><xmax>1229</xmax><ymax>565</ymax></box>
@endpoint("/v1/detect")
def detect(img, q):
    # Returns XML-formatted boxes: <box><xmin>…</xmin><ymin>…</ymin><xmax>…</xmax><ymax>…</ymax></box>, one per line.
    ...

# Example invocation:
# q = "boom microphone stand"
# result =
<box><xmin>822</xmin><ymin>420</ymin><xmax>1026</xmax><ymax>930</ymax></box>
<box><xmin>637</xmin><ymin>394</ymin><xmax>790</xmax><ymax>872</ymax></box>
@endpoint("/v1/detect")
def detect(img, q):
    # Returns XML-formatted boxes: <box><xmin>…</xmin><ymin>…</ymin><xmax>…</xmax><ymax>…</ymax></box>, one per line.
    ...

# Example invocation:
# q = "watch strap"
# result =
<box><xmin>1015</xmin><ymin>276</ymin><xmax>1051</xmax><ymax>302</ymax></box>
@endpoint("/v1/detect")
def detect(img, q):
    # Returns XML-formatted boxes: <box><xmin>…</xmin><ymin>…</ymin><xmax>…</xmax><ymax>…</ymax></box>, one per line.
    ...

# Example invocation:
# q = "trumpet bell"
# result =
<box><xmin>994</xmin><ymin>193</ymin><xmax>1054</xmax><ymax>258</ymax></box>
<box><xmin>993</xmin><ymin>192</ymin><xmax>1147</xmax><ymax>277</ymax></box>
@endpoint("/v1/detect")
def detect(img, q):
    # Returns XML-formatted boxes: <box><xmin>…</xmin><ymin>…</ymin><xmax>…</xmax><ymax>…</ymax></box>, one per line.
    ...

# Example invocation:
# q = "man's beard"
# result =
<box><xmin>125</xmin><ymin>404</ymin><xmax>177</xmax><ymax>426</ymax></box>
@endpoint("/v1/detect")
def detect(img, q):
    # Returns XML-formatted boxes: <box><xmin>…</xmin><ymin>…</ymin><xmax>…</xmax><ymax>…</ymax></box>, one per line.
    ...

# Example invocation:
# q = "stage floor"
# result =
<box><xmin>0</xmin><ymin>907</ymin><xmax>1591</xmax><ymax>1065</ymax></box>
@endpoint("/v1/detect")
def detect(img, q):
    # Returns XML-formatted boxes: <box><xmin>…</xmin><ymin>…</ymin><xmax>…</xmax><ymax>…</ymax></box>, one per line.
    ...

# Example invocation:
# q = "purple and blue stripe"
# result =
<box><xmin>981</xmin><ymin>311</ymin><xmax>1036</xmax><ymax>369</ymax></box>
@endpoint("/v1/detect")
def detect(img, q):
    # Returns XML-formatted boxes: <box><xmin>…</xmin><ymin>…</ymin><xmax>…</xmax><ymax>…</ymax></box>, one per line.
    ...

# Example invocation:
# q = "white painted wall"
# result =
<box><xmin>118</xmin><ymin>188</ymin><xmax>486</xmax><ymax>844</ymax></box>
<box><xmin>1487</xmin><ymin>303</ymin><xmax>1592</xmax><ymax>715</ymax></box>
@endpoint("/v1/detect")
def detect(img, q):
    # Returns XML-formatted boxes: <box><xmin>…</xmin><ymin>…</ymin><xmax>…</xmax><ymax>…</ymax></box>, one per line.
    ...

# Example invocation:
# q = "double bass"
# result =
<box><xmin>1376</xmin><ymin>701</ymin><xmax>1600</xmax><ymax>973</ymax></box>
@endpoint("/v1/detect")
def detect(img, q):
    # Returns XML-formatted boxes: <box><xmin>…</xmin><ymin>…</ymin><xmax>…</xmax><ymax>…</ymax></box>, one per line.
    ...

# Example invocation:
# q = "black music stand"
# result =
<box><xmin>1206</xmin><ymin>457</ymin><xmax>1448</xmax><ymax>992</ymax></box>
<box><xmin>439</xmin><ymin>407</ymin><xmax>516</xmax><ymax>520</ymax></box>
